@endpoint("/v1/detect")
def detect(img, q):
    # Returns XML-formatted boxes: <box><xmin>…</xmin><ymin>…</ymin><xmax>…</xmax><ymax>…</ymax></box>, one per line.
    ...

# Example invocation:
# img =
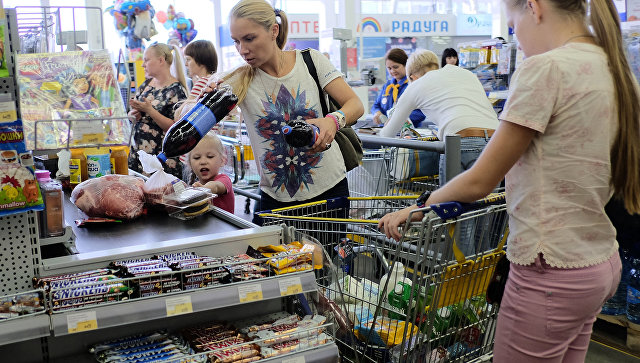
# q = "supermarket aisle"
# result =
<box><xmin>586</xmin><ymin>340</ymin><xmax>639</xmax><ymax>362</ymax></box>
<box><xmin>589</xmin><ymin>319</ymin><xmax>640</xmax><ymax>362</ymax></box>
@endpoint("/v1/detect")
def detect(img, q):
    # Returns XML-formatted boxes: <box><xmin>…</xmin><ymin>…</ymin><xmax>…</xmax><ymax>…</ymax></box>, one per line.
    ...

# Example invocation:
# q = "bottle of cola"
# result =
<box><xmin>157</xmin><ymin>85</ymin><xmax>238</xmax><ymax>162</ymax></box>
<box><xmin>281</xmin><ymin>120</ymin><xmax>319</xmax><ymax>148</ymax></box>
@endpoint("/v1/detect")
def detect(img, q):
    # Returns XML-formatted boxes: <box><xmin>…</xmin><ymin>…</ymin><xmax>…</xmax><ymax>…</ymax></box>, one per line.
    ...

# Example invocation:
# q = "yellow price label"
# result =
<box><xmin>279</xmin><ymin>276</ymin><xmax>303</xmax><ymax>296</ymax></box>
<box><xmin>0</xmin><ymin>110</ymin><xmax>17</xmax><ymax>122</ymax></box>
<box><xmin>67</xmin><ymin>311</ymin><xmax>98</xmax><ymax>334</ymax></box>
<box><xmin>165</xmin><ymin>295</ymin><xmax>193</xmax><ymax>317</ymax></box>
<box><xmin>80</xmin><ymin>133</ymin><xmax>105</xmax><ymax>144</ymax></box>
<box><xmin>238</xmin><ymin>284</ymin><xmax>263</xmax><ymax>303</ymax></box>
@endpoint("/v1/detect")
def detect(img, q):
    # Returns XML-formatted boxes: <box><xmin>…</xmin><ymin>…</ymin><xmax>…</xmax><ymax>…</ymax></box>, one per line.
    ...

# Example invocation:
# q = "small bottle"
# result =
<box><xmin>387</xmin><ymin>282</ymin><xmax>411</xmax><ymax>320</ymax></box>
<box><xmin>35</xmin><ymin>170</ymin><xmax>64</xmax><ymax>238</ymax></box>
<box><xmin>69</xmin><ymin>148</ymin><xmax>87</xmax><ymax>189</ymax></box>
<box><xmin>282</xmin><ymin>121</ymin><xmax>319</xmax><ymax>148</ymax></box>
<box><xmin>379</xmin><ymin>262</ymin><xmax>412</xmax><ymax>303</ymax></box>
<box><xmin>110</xmin><ymin>146</ymin><xmax>129</xmax><ymax>175</ymax></box>
<box><xmin>158</xmin><ymin>85</ymin><xmax>238</xmax><ymax>162</ymax></box>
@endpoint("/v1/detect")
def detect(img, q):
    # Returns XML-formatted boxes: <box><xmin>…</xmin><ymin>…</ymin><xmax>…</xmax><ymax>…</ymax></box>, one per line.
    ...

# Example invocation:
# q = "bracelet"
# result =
<box><xmin>326</xmin><ymin>113</ymin><xmax>340</xmax><ymax>130</ymax></box>
<box><xmin>331</xmin><ymin>110</ymin><xmax>346</xmax><ymax>128</ymax></box>
<box><xmin>416</xmin><ymin>190</ymin><xmax>431</xmax><ymax>208</ymax></box>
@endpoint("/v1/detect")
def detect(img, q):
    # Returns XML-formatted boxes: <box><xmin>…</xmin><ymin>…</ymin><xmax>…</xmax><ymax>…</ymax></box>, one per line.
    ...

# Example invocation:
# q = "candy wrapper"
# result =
<box><xmin>16</xmin><ymin>50</ymin><xmax>130</xmax><ymax>150</ymax></box>
<box><xmin>354</xmin><ymin>316</ymin><xmax>418</xmax><ymax>347</ymax></box>
<box><xmin>0</xmin><ymin>120</ymin><xmax>44</xmax><ymax>216</ymax></box>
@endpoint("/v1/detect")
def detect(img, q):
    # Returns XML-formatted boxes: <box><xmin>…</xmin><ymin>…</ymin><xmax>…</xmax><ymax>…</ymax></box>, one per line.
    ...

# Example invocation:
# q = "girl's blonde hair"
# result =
<box><xmin>510</xmin><ymin>0</ymin><xmax>640</xmax><ymax>214</ymax></box>
<box><xmin>147</xmin><ymin>42</ymin><xmax>188</xmax><ymax>92</ymax></box>
<box><xmin>406</xmin><ymin>49</ymin><xmax>440</xmax><ymax>79</ymax></box>
<box><xmin>185</xmin><ymin>132</ymin><xmax>227</xmax><ymax>184</ymax></box>
<box><xmin>220</xmin><ymin>0</ymin><xmax>289</xmax><ymax>103</ymax></box>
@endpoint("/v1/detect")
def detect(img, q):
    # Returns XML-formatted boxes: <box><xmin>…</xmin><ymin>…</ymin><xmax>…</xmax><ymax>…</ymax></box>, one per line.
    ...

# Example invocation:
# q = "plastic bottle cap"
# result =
<box><xmin>394</xmin><ymin>283</ymin><xmax>404</xmax><ymax>295</ymax></box>
<box><xmin>437</xmin><ymin>307</ymin><xmax>451</xmax><ymax>318</ymax></box>
<box><xmin>35</xmin><ymin>170</ymin><xmax>51</xmax><ymax>180</ymax></box>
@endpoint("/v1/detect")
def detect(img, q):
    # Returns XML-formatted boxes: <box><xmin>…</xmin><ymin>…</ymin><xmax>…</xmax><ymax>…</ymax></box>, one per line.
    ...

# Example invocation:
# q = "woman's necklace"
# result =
<box><xmin>258</xmin><ymin>51</ymin><xmax>285</xmax><ymax>103</ymax></box>
<box><xmin>563</xmin><ymin>33</ymin><xmax>593</xmax><ymax>45</ymax></box>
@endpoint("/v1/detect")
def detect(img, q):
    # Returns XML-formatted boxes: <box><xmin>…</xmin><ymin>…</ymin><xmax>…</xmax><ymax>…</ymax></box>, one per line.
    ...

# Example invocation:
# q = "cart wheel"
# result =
<box><xmin>244</xmin><ymin>197</ymin><xmax>251</xmax><ymax>214</ymax></box>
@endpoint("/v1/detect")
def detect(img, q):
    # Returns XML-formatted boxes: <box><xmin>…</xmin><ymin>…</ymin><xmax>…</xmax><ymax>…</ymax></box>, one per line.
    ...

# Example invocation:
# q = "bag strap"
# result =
<box><xmin>301</xmin><ymin>48</ymin><xmax>329</xmax><ymax>117</ymax></box>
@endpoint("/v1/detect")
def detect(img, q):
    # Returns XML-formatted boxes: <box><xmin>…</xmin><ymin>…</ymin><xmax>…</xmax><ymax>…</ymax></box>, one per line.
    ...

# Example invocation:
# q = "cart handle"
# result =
<box><xmin>430</xmin><ymin>192</ymin><xmax>505</xmax><ymax>220</ymax></box>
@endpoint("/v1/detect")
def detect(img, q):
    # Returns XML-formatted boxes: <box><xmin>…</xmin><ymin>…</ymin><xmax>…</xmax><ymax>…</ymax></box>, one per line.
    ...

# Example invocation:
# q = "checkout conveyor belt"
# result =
<box><xmin>62</xmin><ymin>191</ymin><xmax>257</xmax><ymax>254</ymax></box>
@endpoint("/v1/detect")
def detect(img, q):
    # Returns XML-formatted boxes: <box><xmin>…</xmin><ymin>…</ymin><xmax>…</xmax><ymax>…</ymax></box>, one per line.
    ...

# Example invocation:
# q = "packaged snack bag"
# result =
<box><xmin>0</xmin><ymin>120</ymin><xmax>44</xmax><ymax>215</ymax></box>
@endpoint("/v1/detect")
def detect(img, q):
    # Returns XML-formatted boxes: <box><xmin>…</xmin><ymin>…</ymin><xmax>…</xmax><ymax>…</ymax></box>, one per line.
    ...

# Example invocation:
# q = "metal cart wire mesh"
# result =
<box><xmin>258</xmin><ymin>193</ymin><xmax>508</xmax><ymax>362</ymax></box>
<box><xmin>349</xmin><ymin>135</ymin><xmax>462</xmax><ymax>205</ymax></box>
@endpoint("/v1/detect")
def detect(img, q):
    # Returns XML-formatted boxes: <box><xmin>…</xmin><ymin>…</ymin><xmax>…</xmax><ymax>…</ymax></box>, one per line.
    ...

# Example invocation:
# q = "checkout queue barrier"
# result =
<box><xmin>257</xmin><ymin>193</ymin><xmax>508</xmax><ymax>363</ymax></box>
<box><xmin>0</xmin><ymin>214</ymin><xmax>340</xmax><ymax>362</ymax></box>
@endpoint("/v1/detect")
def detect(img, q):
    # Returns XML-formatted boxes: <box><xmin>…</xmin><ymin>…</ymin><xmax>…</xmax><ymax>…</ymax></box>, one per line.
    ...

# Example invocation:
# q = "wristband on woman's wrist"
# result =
<box><xmin>416</xmin><ymin>190</ymin><xmax>431</xmax><ymax>208</ymax></box>
<box><xmin>326</xmin><ymin>113</ymin><xmax>340</xmax><ymax>130</ymax></box>
<box><xmin>331</xmin><ymin>110</ymin><xmax>346</xmax><ymax>128</ymax></box>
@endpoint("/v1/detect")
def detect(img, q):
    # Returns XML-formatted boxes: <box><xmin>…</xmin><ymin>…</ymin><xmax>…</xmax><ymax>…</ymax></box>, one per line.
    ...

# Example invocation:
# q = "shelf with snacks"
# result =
<box><xmin>37</xmin><ymin>225</ymin><xmax>322</xmax><ymax>337</ymax></box>
<box><xmin>48</xmin><ymin>270</ymin><xmax>318</xmax><ymax>337</ymax></box>
<box><xmin>48</xmin><ymin>312</ymin><xmax>338</xmax><ymax>363</ymax></box>
<box><xmin>0</xmin><ymin>290</ymin><xmax>50</xmax><ymax>346</ymax></box>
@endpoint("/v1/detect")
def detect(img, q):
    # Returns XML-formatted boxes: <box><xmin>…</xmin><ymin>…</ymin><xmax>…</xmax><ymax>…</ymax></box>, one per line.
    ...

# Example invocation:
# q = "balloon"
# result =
<box><xmin>167</xmin><ymin>5</ymin><xmax>176</xmax><ymax>20</ymax></box>
<box><xmin>163</xmin><ymin>20</ymin><xmax>174</xmax><ymax>30</ymax></box>
<box><xmin>156</xmin><ymin>10</ymin><xmax>167</xmax><ymax>23</ymax></box>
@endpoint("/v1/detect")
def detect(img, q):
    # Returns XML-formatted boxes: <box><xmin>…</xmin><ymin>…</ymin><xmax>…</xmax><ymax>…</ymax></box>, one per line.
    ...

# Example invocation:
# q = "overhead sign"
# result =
<box><xmin>288</xmin><ymin>14</ymin><xmax>319</xmax><ymax>38</ymax></box>
<box><xmin>357</xmin><ymin>14</ymin><xmax>492</xmax><ymax>36</ymax></box>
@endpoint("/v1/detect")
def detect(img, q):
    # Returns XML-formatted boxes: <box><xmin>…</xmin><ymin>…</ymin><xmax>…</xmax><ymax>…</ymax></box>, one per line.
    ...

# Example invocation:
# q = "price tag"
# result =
<box><xmin>0</xmin><ymin>101</ymin><xmax>17</xmax><ymax>123</ymax></box>
<box><xmin>282</xmin><ymin>355</ymin><xmax>305</xmax><ymax>363</ymax></box>
<box><xmin>165</xmin><ymin>295</ymin><xmax>193</xmax><ymax>317</ymax></box>
<box><xmin>67</xmin><ymin>311</ymin><xmax>98</xmax><ymax>334</ymax></box>
<box><xmin>279</xmin><ymin>276</ymin><xmax>303</xmax><ymax>296</ymax></box>
<box><xmin>238</xmin><ymin>283</ymin><xmax>263</xmax><ymax>303</ymax></box>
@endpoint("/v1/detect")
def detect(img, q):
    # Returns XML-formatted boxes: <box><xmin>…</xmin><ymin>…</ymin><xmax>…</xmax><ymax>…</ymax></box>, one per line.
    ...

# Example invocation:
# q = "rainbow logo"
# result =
<box><xmin>358</xmin><ymin>17</ymin><xmax>381</xmax><ymax>33</ymax></box>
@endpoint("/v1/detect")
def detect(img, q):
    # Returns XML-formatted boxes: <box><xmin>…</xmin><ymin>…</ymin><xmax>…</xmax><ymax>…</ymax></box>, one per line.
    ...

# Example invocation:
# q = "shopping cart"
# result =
<box><xmin>258</xmin><ymin>193</ymin><xmax>508</xmax><ymax>362</ymax></box>
<box><xmin>348</xmin><ymin>134</ymin><xmax>462</xmax><ymax>206</ymax></box>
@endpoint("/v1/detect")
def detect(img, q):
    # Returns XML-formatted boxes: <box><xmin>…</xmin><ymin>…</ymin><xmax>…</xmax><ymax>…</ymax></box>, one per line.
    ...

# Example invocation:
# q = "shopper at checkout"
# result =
<box><xmin>175</xmin><ymin>40</ymin><xmax>220</xmax><ymax>120</ymax></box>
<box><xmin>214</xmin><ymin>0</ymin><xmax>363</xmax><ymax>224</ymax></box>
<box><xmin>379</xmin><ymin>49</ymin><xmax>498</xmax><ymax>185</ymax></box>
<box><xmin>380</xmin><ymin>0</ymin><xmax>639</xmax><ymax>361</ymax></box>
<box><xmin>128</xmin><ymin>42</ymin><xmax>188</xmax><ymax>179</ymax></box>
<box><xmin>441</xmin><ymin>47</ymin><xmax>459</xmax><ymax>68</ymax></box>
<box><xmin>371</xmin><ymin>48</ymin><xmax>425</xmax><ymax>128</ymax></box>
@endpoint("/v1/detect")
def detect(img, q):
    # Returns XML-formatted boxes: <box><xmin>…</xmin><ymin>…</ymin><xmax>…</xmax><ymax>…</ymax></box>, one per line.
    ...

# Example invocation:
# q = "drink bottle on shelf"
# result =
<box><xmin>281</xmin><ymin>120</ymin><xmax>319</xmax><ymax>148</ymax></box>
<box><xmin>158</xmin><ymin>85</ymin><xmax>238</xmax><ymax>162</ymax></box>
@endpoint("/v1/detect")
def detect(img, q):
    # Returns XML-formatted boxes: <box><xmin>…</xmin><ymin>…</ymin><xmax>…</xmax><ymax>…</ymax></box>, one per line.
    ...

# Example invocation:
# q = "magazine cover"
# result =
<box><xmin>17</xmin><ymin>50</ymin><xmax>130</xmax><ymax>150</ymax></box>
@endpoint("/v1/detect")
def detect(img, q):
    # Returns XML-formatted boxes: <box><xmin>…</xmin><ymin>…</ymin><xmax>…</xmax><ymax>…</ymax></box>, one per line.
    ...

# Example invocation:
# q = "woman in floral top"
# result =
<box><xmin>128</xmin><ymin>43</ymin><xmax>187</xmax><ymax>178</ymax></box>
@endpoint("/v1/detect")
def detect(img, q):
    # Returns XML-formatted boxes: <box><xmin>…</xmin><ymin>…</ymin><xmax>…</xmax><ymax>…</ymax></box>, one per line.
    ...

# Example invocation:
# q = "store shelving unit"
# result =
<box><xmin>0</xmin><ymin>313</ymin><xmax>50</xmax><ymax>346</ymax></box>
<box><xmin>49</xmin><ymin>271</ymin><xmax>318</xmax><ymax>337</ymax></box>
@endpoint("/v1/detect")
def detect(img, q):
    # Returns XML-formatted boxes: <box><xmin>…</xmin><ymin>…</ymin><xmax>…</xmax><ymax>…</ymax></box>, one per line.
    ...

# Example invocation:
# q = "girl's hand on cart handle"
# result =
<box><xmin>378</xmin><ymin>205</ymin><xmax>422</xmax><ymax>241</ymax></box>
<box><xmin>307</xmin><ymin>117</ymin><xmax>338</xmax><ymax>153</ymax></box>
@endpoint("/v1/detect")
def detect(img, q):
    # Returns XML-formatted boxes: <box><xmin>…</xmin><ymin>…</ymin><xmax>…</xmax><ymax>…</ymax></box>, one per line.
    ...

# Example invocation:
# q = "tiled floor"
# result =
<box><xmin>234</xmin><ymin>195</ymin><xmax>640</xmax><ymax>362</ymax></box>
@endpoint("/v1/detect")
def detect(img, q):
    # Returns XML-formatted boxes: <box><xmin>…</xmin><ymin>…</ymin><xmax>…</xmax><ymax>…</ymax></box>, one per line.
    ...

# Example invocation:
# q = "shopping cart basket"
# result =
<box><xmin>258</xmin><ymin>193</ymin><xmax>508</xmax><ymax>362</ymax></box>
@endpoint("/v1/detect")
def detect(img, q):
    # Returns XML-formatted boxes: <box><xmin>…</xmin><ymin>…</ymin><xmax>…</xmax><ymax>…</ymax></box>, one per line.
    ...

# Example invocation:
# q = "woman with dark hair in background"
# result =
<box><xmin>184</xmin><ymin>40</ymin><xmax>218</xmax><ymax>99</ymax></box>
<box><xmin>441</xmin><ymin>47</ymin><xmax>459</xmax><ymax>68</ymax></box>
<box><xmin>371</xmin><ymin>48</ymin><xmax>425</xmax><ymax>127</ymax></box>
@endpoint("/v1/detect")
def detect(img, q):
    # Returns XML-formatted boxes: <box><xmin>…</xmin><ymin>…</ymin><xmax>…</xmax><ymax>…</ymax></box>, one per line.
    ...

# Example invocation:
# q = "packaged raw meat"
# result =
<box><xmin>71</xmin><ymin>175</ymin><xmax>145</xmax><ymax>219</ymax></box>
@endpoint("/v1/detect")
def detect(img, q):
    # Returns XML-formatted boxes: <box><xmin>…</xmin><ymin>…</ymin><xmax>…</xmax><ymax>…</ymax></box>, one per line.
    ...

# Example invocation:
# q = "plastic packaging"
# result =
<box><xmin>35</xmin><ymin>170</ymin><xmax>64</xmax><ymax>237</ymax></box>
<box><xmin>379</xmin><ymin>262</ymin><xmax>412</xmax><ymax>303</ymax></box>
<box><xmin>69</xmin><ymin>148</ymin><xmax>88</xmax><ymax>188</ymax></box>
<box><xmin>0</xmin><ymin>120</ymin><xmax>44</xmax><ymax>216</ymax></box>
<box><xmin>158</xmin><ymin>85</ymin><xmax>238</xmax><ymax>161</ymax></box>
<box><xmin>85</xmin><ymin>147</ymin><xmax>112</xmax><ymax>178</ymax></box>
<box><xmin>387</xmin><ymin>282</ymin><xmax>411</xmax><ymax>320</ymax></box>
<box><xmin>282</xmin><ymin>121</ymin><xmax>319</xmax><ymax>148</ymax></box>
<box><xmin>109</xmin><ymin>146</ymin><xmax>128</xmax><ymax>175</ymax></box>
<box><xmin>16</xmin><ymin>50</ymin><xmax>129</xmax><ymax>150</ymax></box>
<box><xmin>137</xmin><ymin>150</ymin><xmax>189</xmax><ymax>205</ymax></box>
<box><xmin>71</xmin><ymin>175</ymin><xmax>145</xmax><ymax>220</ymax></box>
